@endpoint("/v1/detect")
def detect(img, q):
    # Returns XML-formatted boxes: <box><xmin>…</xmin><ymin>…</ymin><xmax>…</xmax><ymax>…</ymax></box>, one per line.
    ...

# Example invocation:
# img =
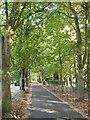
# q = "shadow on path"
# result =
<box><xmin>28</xmin><ymin>83</ymin><xmax>87</xmax><ymax>120</ymax></box>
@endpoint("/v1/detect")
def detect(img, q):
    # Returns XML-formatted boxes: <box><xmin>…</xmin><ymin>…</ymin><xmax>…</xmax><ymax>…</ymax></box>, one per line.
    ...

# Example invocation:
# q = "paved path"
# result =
<box><xmin>28</xmin><ymin>83</ymin><xmax>86</xmax><ymax>120</ymax></box>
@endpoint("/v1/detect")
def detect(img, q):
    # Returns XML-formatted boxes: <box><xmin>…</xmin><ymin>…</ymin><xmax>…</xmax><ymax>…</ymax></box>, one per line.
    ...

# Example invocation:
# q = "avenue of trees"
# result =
<box><xmin>0</xmin><ymin>2</ymin><xmax>90</xmax><ymax>117</ymax></box>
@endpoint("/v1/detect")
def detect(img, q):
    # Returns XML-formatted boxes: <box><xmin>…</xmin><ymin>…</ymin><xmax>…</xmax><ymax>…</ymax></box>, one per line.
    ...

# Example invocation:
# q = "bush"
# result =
<box><xmin>47</xmin><ymin>80</ymin><xmax>63</xmax><ymax>86</ymax></box>
<box><xmin>45</xmin><ymin>77</ymin><xmax>52</xmax><ymax>81</ymax></box>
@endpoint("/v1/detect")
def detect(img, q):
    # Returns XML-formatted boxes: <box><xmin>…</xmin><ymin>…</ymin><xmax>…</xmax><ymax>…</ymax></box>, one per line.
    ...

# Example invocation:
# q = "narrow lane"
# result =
<box><xmin>28</xmin><ymin>83</ymin><xmax>86</xmax><ymax>120</ymax></box>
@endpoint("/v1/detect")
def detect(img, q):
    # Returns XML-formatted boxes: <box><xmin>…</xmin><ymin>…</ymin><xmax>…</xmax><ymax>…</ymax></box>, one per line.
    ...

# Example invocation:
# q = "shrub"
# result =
<box><xmin>47</xmin><ymin>80</ymin><xmax>63</xmax><ymax>86</ymax></box>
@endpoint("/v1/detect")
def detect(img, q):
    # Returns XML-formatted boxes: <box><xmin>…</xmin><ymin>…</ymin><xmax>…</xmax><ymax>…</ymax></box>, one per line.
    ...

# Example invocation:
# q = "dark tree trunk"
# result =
<box><xmin>26</xmin><ymin>72</ymin><xmax>28</xmax><ymax>87</ymax></box>
<box><xmin>0</xmin><ymin>31</ymin><xmax>2</xmax><ymax>119</ymax></box>
<box><xmin>41</xmin><ymin>72</ymin><xmax>44</xmax><ymax>82</ymax></box>
<box><xmin>53</xmin><ymin>72</ymin><xmax>58</xmax><ymax>80</ymax></box>
<box><xmin>59</xmin><ymin>48</ymin><xmax>63</xmax><ymax>88</ymax></box>
<box><xmin>20</xmin><ymin>68</ymin><xmax>25</xmax><ymax>91</ymax></box>
<box><xmin>69</xmin><ymin>77</ymin><xmax>73</xmax><ymax>87</ymax></box>
<box><xmin>22</xmin><ymin>68</ymin><xmax>25</xmax><ymax>91</ymax></box>
<box><xmin>25</xmin><ymin>68</ymin><xmax>30</xmax><ymax>87</ymax></box>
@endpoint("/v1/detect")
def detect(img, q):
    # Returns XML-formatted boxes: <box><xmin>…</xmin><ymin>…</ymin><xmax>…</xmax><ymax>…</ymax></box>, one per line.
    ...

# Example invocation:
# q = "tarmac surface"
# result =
<box><xmin>28</xmin><ymin>83</ymin><xmax>87</xmax><ymax>120</ymax></box>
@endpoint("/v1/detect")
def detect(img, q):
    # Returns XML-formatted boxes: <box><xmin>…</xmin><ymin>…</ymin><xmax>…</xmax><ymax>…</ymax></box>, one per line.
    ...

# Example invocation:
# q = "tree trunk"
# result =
<box><xmin>75</xmin><ymin>17</ymin><xmax>84</xmax><ymax>100</ymax></box>
<box><xmin>87</xmin><ymin>37</ymin><xmax>90</xmax><ymax>118</ymax></box>
<box><xmin>59</xmin><ymin>48</ymin><xmax>63</xmax><ymax>89</ymax></box>
<box><xmin>1</xmin><ymin>2</ymin><xmax>13</xmax><ymax>116</ymax></box>
<box><xmin>87</xmin><ymin>9</ymin><xmax>90</xmax><ymax>118</ymax></box>
<box><xmin>20</xmin><ymin>68</ymin><xmax>25</xmax><ymax>91</ymax></box>
<box><xmin>0</xmin><ymin>31</ymin><xmax>2</xmax><ymax>119</ymax></box>
<box><xmin>2</xmin><ymin>32</ymin><xmax>12</xmax><ymax>117</ymax></box>
<box><xmin>74</xmin><ymin>56</ymin><xmax>77</xmax><ymax>84</ymax></box>
<box><xmin>76</xmin><ymin>45</ymin><xmax>84</xmax><ymax>100</ymax></box>
<box><xmin>41</xmin><ymin>72</ymin><xmax>44</xmax><ymax>82</ymax></box>
<box><xmin>26</xmin><ymin>71</ymin><xmax>28</xmax><ymax>87</ymax></box>
<box><xmin>69</xmin><ymin>3</ymin><xmax>84</xmax><ymax>100</ymax></box>
<box><xmin>69</xmin><ymin>77</ymin><xmax>73</xmax><ymax>87</ymax></box>
<box><xmin>25</xmin><ymin>68</ymin><xmax>30</xmax><ymax>87</ymax></box>
<box><xmin>2</xmin><ymin>74</ymin><xmax>12</xmax><ymax>116</ymax></box>
<box><xmin>28</xmin><ymin>69</ymin><xmax>31</xmax><ymax>83</ymax></box>
<box><xmin>53</xmin><ymin>72</ymin><xmax>58</xmax><ymax>80</ymax></box>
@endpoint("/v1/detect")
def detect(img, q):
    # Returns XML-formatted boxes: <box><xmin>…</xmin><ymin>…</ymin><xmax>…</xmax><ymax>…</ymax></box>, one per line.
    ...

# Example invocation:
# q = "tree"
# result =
<box><xmin>1</xmin><ymin>2</ymin><xmax>89</xmax><ymax>117</ymax></box>
<box><xmin>87</xmin><ymin>3</ymin><xmax>90</xmax><ymax>117</ymax></box>
<box><xmin>0</xmin><ymin>27</ymin><xmax>2</xmax><ymax>119</ymax></box>
<box><xmin>1</xmin><ymin>2</ymin><xmax>52</xmax><ymax>116</ymax></box>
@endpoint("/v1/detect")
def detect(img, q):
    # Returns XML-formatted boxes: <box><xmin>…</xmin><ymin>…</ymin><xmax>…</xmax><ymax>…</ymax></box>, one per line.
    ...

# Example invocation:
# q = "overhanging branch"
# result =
<box><xmin>14</xmin><ymin>3</ymin><xmax>52</xmax><ymax>30</ymax></box>
<box><xmin>55</xmin><ymin>11</ymin><xmax>74</xmax><ymax>19</ymax></box>
<box><xmin>13</xmin><ymin>3</ymin><xmax>27</xmax><ymax>30</ymax></box>
<box><xmin>5</xmin><ymin>1</ymin><xmax>8</xmax><ymax>28</ymax></box>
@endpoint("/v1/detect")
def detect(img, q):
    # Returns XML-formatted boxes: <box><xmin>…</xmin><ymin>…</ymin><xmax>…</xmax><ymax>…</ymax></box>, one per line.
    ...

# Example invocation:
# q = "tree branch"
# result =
<box><xmin>55</xmin><ymin>11</ymin><xmax>74</xmax><ymax>19</ymax></box>
<box><xmin>82</xmin><ymin>3</ymin><xmax>88</xmax><ymax>67</ymax></box>
<box><xmin>0</xmin><ymin>25</ymin><xmax>6</xmax><ymax>27</ymax></box>
<box><xmin>14</xmin><ymin>3</ymin><xmax>52</xmax><ymax>30</ymax></box>
<box><xmin>68</xmin><ymin>2</ymin><xmax>77</xmax><ymax>15</ymax></box>
<box><xmin>9</xmin><ymin>2</ymin><xmax>19</xmax><ymax>28</ymax></box>
<box><xmin>13</xmin><ymin>3</ymin><xmax>27</xmax><ymax>30</ymax></box>
<box><xmin>70</xmin><ymin>23</ymin><xmax>77</xmax><ymax>32</ymax></box>
<box><xmin>5</xmin><ymin>1</ymin><xmax>8</xmax><ymax>28</ymax></box>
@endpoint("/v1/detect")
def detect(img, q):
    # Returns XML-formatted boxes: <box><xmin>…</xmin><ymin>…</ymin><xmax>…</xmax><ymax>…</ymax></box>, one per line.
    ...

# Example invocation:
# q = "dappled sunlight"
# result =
<box><xmin>33</xmin><ymin>98</ymin><xmax>67</xmax><ymax>108</ymax></box>
<box><xmin>62</xmin><ymin>108</ymin><xmax>73</xmax><ymax>112</ymax></box>
<box><xmin>47</xmin><ymin>100</ymin><xmax>68</xmax><ymax>104</ymax></box>
<box><xmin>43</xmin><ymin>102</ymin><xmax>53</xmax><ymax>107</ymax></box>
<box><xmin>33</xmin><ymin>99</ymin><xmax>47</xmax><ymax>103</ymax></box>
<box><xmin>28</xmin><ymin>107</ymin><xmax>58</xmax><ymax>114</ymax></box>
<box><xmin>1</xmin><ymin>2</ymin><xmax>89</xmax><ymax>119</ymax></box>
<box><xmin>41</xmin><ymin>95</ymin><xmax>51</xmax><ymax>98</ymax></box>
<box><xmin>30</xmin><ymin>85</ymin><xmax>85</xmax><ymax>118</ymax></box>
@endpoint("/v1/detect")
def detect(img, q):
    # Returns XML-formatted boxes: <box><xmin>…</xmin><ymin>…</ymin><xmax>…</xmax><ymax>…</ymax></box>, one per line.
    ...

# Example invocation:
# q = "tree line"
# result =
<box><xmin>0</xmin><ymin>2</ymin><xmax>90</xmax><ymax>118</ymax></box>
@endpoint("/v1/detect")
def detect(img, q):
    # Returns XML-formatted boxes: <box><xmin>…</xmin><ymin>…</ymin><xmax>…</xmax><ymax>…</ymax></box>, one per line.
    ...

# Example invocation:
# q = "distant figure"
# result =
<box><xmin>69</xmin><ymin>77</ymin><xmax>73</xmax><ymax>87</ymax></box>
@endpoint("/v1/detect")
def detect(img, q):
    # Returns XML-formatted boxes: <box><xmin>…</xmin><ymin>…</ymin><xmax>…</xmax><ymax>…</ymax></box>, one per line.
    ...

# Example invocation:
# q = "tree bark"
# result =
<box><xmin>1</xmin><ymin>2</ymin><xmax>13</xmax><ymax>117</ymax></box>
<box><xmin>28</xmin><ymin>69</ymin><xmax>31</xmax><ymax>83</ymax></box>
<box><xmin>0</xmin><ymin>30</ymin><xmax>2</xmax><ymax>119</ymax></box>
<box><xmin>87</xmin><ymin>7</ymin><xmax>90</xmax><ymax>117</ymax></box>
<box><xmin>20</xmin><ymin>68</ymin><xmax>25</xmax><ymax>91</ymax></box>
<box><xmin>41</xmin><ymin>72</ymin><xmax>44</xmax><ymax>82</ymax></box>
<box><xmin>69</xmin><ymin>3</ymin><xmax>84</xmax><ymax>100</ymax></box>
<box><xmin>25</xmin><ymin>67</ymin><xmax>30</xmax><ymax>87</ymax></box>
<box><xmin>1</xmin><ymin>1</ymin><xmax>30</xmax><ymax>117</ymax></box>
<box><xmin>59</xmin><ymin>48</ymin><xmax>63</xmax><ymax>90</ymax></box>
<box><xmin>74</xmin><ymin>13</ymin><xmax>84</xmax><ymax>100</ymax></box>
<box><xmin>2</xmin><ymin>32</ymin><xmax>12</xmax><ymax>117</ymax></box>
<box><xmin>74</xmin><ymin>56</ymin><xmax>77</xmax><ymax>84</ymax></box>
<box><xmin>25</xmin><ymin>71</ymin><xmax>28</xmax><ymax>87</ymax></box>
